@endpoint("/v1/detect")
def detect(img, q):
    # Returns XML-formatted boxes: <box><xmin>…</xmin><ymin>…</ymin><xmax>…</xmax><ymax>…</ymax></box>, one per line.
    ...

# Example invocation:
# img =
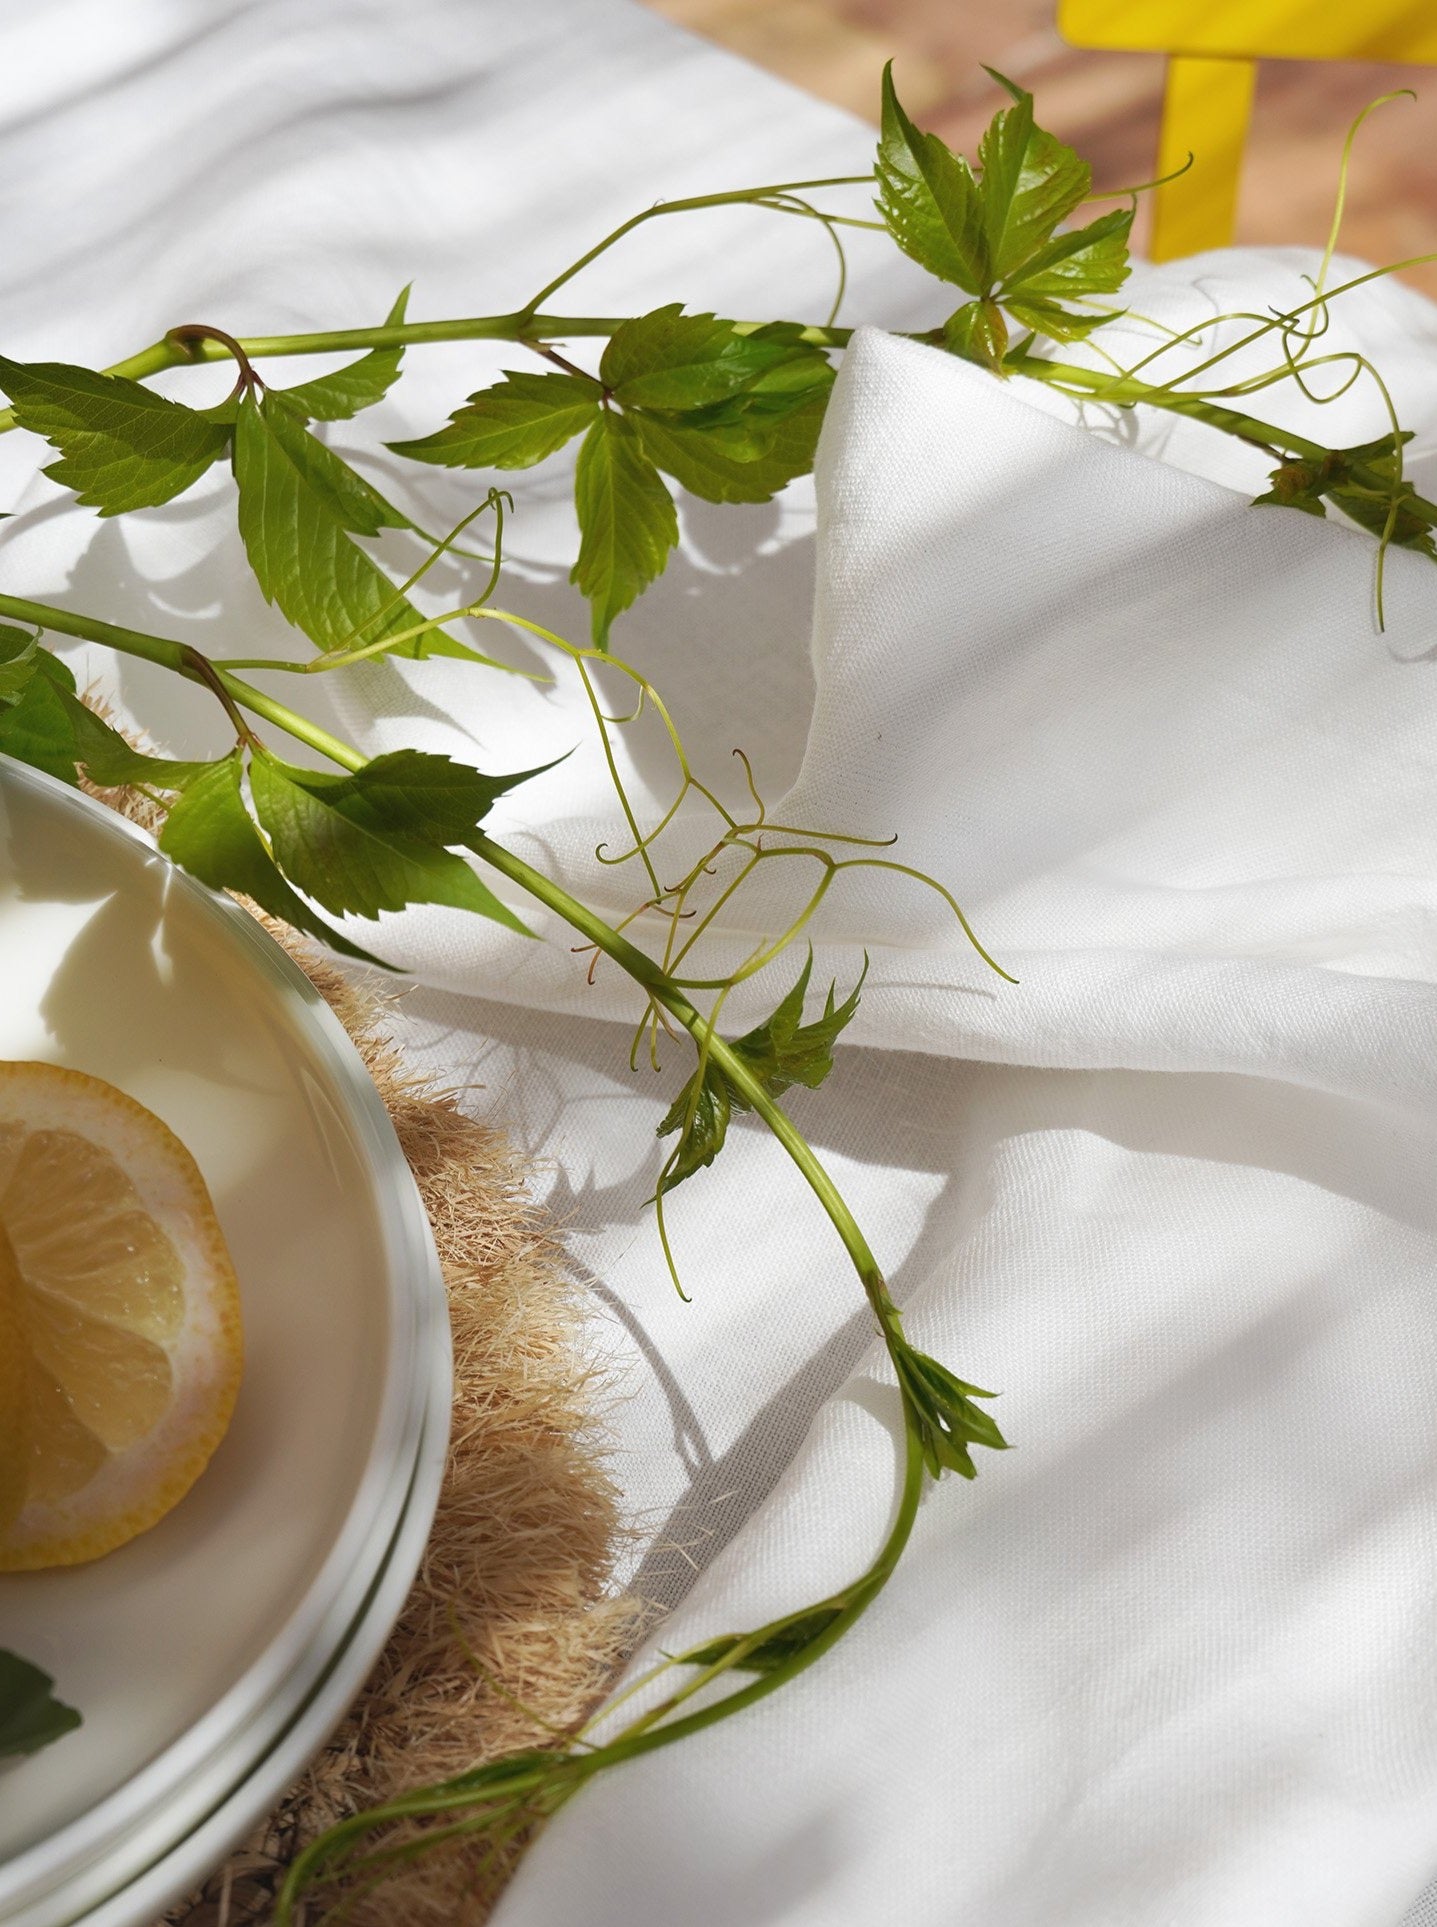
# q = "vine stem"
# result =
<box><xmin>0</xmin><ymin>310</ymin><xmax>851</xmax><ymax>435</ymax></box>
<box><xmin>273</xmin><ymin>1419</ymin><xmax>924</xmax><ymax>1924</ymax></box>
<box><xmin>3</xmin><ymin>576</ymin><xmax>962</xmax><ymax>1923</ymax></box>
<box><xmin>518</xmin><ymin>175</ymin><xmax>873</xmax><ymax>314</ymax></box>
<box><xmin>9</xmin><ymin>310</ymin><xmax>1435</xmax><ymax>539</ymax></box>
<box><xmin>9</xmin><ymin>298</ymin><xmax>1436</xmax><ymax>536</ymax></box>
<box><xmin>0</xmin><ymin>594</ymin><xmax>362</xmax><ymax>769</ymax></box>
<box><xmin>577</xmin><ymin>1414</ymin><xmax>923</xmax><ymax>1767</ymax></box>
<box><xmin>1010</xmin><ymin>355</ymin><xmax>1332</xmax><ymax>460</ymax></box>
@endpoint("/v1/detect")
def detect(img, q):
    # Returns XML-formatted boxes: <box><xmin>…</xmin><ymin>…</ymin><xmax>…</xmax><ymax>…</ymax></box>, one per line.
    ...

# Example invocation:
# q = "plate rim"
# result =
<box><xmin>75</xmin><ymin>1411</ymin><xmax>450</xmax><ymax>1927</ymax></box>
<box><xmin>0</xmin><ymin>759</ymin><xmax>452</xmax><ymax>1920</ymax></box>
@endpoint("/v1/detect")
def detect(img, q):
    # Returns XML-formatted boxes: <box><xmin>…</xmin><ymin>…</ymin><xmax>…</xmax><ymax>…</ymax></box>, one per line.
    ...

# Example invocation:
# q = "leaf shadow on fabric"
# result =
<box><xmin>581</xmin><ymin>1256</ymin><xmax>877</xmax><ymax>1617</ymax></box>
<box><xmin>32</xmin><ymin>508</ymin><xmax>469</xmax><ymax>759</ymax></box>
<box><xmin>336</xmin><ymin>488</ymin><xmax>820</xmax><ymax>825</ymax></box>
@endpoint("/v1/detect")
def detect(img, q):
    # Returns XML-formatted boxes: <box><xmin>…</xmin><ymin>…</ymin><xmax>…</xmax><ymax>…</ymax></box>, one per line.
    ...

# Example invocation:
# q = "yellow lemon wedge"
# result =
<box><xmin>0</xmin><ymin>1062</ymin><xmax>242</xmax><ymax>1571</ymax></box>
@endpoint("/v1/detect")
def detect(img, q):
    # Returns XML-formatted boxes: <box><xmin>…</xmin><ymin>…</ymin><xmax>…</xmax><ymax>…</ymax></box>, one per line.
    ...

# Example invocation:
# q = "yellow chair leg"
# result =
<box><xmin>1150</xmin><ymin>53</ymin><xmax>1258</xmax><ymax>260</ymax></box>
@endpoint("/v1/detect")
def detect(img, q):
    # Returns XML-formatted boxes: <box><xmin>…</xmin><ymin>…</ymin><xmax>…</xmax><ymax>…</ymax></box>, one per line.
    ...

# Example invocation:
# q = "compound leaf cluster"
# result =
<box><xmin>891</xmin><ymin>1341</ymin><xmax>1009</xmax><ymax>1480</ymax></box>
<box><xmin>393</xmin><ymin>304</ymin><xmax>833</xmax><ymax>646</ymax></box>
<box><xmin>657</xmin><ymin>953</ymin><xmax>866</xmax><ymax>1195</ymax></box>
<box><xmin>0</xmin><ymin>623</ymin><xmax>539</xmax><ymax>958</ymax></box>
<box><xmin>0</xmin><ymin>290</ymin><xmax>466</xmax><ymax>666</ymax></box>
<box><xmin>1254</xmin><ymin>432</ymin><xmax>1437</xmax><ymax>555</ymax></box>
<box><xmin>877</xmin><ymin>63</ymin><xmax>1132</xmax><ymax>372</ymax></box>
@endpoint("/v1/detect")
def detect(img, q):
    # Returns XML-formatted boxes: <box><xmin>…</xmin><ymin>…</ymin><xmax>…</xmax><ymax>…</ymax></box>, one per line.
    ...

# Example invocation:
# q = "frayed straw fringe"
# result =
<box><xmin>85</xmin><ymin>775</ymin><xmax>635</xmax><ymax>1925</ymax></box>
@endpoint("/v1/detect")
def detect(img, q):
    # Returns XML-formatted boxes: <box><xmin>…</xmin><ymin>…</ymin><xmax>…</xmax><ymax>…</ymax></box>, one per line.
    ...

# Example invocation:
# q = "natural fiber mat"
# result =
<box><xmin>89</xmin><ymin>779</ymin><xmax>635</xmax><ymax>1925</ymax></box>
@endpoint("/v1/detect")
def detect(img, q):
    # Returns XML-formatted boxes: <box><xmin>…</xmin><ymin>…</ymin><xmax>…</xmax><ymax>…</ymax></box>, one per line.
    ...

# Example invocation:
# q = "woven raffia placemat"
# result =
<box><xmin>91</xmin><ymin>780</ymin><xmax>635</xmax><ymax>1926</ymax></box>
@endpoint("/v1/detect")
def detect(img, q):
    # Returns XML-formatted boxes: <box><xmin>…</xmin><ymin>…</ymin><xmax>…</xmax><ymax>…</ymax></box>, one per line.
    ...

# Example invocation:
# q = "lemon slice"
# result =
<box><xmin>0</xmin><ymin>1062</ymin><xmax>242</xmax><ymax>1571</ymax></box>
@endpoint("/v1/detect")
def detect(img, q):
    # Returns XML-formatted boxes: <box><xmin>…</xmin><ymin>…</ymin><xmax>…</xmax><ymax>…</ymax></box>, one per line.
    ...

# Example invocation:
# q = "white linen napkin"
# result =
<box><xmin>463</xmin><ymin>318</ymin><xmax>1437</xmax><ymax>1927</ymax></box>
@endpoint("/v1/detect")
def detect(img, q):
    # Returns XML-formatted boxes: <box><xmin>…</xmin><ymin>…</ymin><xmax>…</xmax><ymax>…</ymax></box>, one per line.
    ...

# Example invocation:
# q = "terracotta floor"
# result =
<box><xmin>644</xmin><ymin>0</ymin><xmax>1437</xmax><ymax>300</ymax></box>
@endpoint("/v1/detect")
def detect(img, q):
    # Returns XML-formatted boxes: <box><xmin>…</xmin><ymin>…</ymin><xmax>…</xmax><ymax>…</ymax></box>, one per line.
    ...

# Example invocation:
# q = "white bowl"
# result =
<box><xmin>0</xmin><ymin>759</ymin><xmax>451</xmax><ymax>1926</ymax></box>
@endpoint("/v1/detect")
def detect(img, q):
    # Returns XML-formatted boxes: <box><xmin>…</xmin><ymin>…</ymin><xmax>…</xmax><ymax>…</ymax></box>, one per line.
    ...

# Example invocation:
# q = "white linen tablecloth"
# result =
<box><xmin>5</xmin><ymin>5</ymin><xmax>1437</xmax><ymax>1923</ymax></box>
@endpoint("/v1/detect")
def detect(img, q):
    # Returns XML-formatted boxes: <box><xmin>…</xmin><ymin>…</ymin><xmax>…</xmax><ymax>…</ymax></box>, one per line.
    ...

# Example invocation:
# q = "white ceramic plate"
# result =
<box><xmin>0</xmin><ymin>759</ymin><xmax>451</xmax><ymax>1927</ymax></box>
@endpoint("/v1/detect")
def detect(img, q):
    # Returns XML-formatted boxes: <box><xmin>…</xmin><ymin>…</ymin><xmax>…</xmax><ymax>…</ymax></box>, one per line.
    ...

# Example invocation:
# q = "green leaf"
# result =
<box><xmin>601</xmin><ymin>306</ymin><xmax>826</xmax><ymax>412</ymax></box>
<box><xmin>0</xmin><ymin>355</ymin><xmax>231</xmax><ymax>514</ymax></box>
<box><xmin>0</xmin><ymin>655</ymin><xmax>223</xmax><ymax>790</ymax></box>
<box><xmin>0</xmin><ymin>630</ymin><xmax>43</xmax><ymax>704</ymax></box>
<box><xmin>656</xmin><ymin>954</ymin><xmax>865</xmax><ymax>1196</ymax></box>
<box><xmin>656</xmin><ymin>1068</ymin><xmax>733</xmax><ymax>1194</ymax></box>
<box><xmin>631</xmin><ymin>388</ymin><xmax>829</xmax><ymax>505</ymax></box>
<box><xmin>263</xmin><ymin>395</ymin><xmax>408</xmax><ymax>537</ymax></box>
<box><xmin>728</xmin><ymin>951</ymin><xmax>866</xmax><ymax>1100</ymax></box>
<box><xmin>943</xmin><ymin>300</ymin><xmax>1009</xmax><ymax>374</ymax></box>
<box><xmin>234</xmin><ymin>392</ymin><xmax>458</xmax><ymax>659</ymax></box>
<box><xmin>60</xmin><ymin>683</ymin><xmax>219</xmax><ymax>790</ymax></box>
<box><xmin>389</xmin><ymin>370</ymin><xmax>603</xmax><ymax>470</ymax></box>
<box><xmin>279</xmin><ymin>286</ymin><xmax>411</xmax><ymax>421</ymax></box>
<box><xmin>22</xmin><ymin>645</ymin><xmax>74</xmax><ymax>691</ymax></box>
<box><xmin>1000</xmin><ymin>294</ymin><xmax>1117</xmax><ymax>344</ymax></box>
<box><xmin>976</xmin><ymin>76</ymin><xmax>1089</xmax><ymax>284</ymax></box>
<box><xmin>876</xmin><ymin>63</ymin><xmax>986</xmax><ymax>294</ymax></box>
<box><xmin>249</xmin><ymin>752</ymin><xmax>531</xmax><ymax>934</ymax></box>
<box><xmin>158</xmin><ymin>753</ymin><xmax>388</xmax><ymax>966</ymax></box>
<box><xmin>0</xmin><ymin>673</ymin><xmax>90</xmax><ymax>782</ymax></box>
<box><xmin>0</xmin><ymin>1651</ymin><xmax>81</xmax><ymax>1760</ymax></box>
<box><xmin>296</xmin><ymin>747</ymin><xmax>555</xmax><ymax>844</ymax></box>
<box><xmin>683</xmin><ymin>1606</ymin><xmax>846</xmax><ymax>1675</ymax></box>
<box><xmin>26</xmin><ymin>667</ymin><xmax>217</xmax><ymax>789</ymax></box>
<box><xmin>1002</xmin><ymin>206</ymin><xmax>1132</xmax><ymax>305</ymax></box>
<box><xmin>742</xmin><ymin>386</ymin><xmax>834</xmax><ymax>479</ymax></box>
<box><xmin>71</xmin><ymin>716</ymin><xmax>221</xmax><ymax>791</ymax></box>
<box><xmin>737</xmin><ymin>323</ymin><xmax>839</xmax><ymax>398</ymax></box>
<box><xmin>570</xmin><ymin>412</ymin><xmax>678</xmax><ymax>649</ymax></box>
<box><xmin>892</xmin><ymin>1340</ymin><xmax>1008</xmax><ymax>1480</ymax></box>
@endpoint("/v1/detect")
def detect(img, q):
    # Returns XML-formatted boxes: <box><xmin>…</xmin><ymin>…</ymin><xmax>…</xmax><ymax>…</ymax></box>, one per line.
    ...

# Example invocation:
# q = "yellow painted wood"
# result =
<box><xmin>1058</xmin><ymin>0</ymin><xmax>1437</xmax><ymax>255</ymax></box>
<box><xmin>1057</xmin><ymin>0</ymin><xmax>1437</xmax><ymax>63</ymax></box>
<box><xmin>1150</xmin><ymin>54</ymin><xmax>1256</xmax><ymax>259</ymax></box>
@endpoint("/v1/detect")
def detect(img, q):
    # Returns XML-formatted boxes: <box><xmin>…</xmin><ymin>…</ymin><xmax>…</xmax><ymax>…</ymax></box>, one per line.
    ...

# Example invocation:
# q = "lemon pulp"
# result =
<box><xmin>0</xmin><ymin>1064</ymin><xmax>242</xmax><ymax>1570</ymax></box>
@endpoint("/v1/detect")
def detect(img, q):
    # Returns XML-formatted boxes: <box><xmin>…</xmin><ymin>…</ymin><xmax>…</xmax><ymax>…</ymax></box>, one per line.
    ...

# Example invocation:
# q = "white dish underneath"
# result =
<box><xmin>0</xmin><ymin>760</ymin><xmax>451</xmax><ymax>1926</ymax></box>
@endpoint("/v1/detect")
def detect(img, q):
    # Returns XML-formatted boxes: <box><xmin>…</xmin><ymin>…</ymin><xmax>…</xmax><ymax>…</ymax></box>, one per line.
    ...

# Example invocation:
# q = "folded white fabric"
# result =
<box><xmin>474</xmin><ymin>319</ymin><xmax>1437</xmax><ymax>1927</ymax></box>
